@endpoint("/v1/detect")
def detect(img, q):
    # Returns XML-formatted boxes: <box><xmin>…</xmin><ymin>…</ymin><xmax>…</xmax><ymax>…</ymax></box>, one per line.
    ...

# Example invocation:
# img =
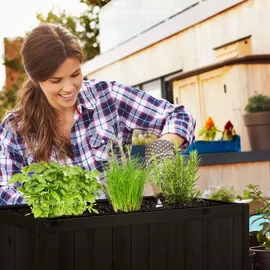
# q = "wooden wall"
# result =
<box><xmin>86</xmin><ymin>0</ymin><xmax>270</xmax><ymax>86</ymax></box>
<box><xmin>198</xmin><ymin>161</ymin><xmax>270</xmax><ymax>197</ymax></box>
<box><xmin>173</xmin><ymin>64</ymin><xmax>270</xmax><ymax>151</ymax></box>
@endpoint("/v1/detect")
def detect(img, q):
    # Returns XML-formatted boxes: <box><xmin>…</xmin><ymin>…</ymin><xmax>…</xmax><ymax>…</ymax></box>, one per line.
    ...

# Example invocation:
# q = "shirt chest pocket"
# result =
<box><xmin>87</xmin><ymin>126</ymin><xmax>116</xmax><ymax>162</ymax></box>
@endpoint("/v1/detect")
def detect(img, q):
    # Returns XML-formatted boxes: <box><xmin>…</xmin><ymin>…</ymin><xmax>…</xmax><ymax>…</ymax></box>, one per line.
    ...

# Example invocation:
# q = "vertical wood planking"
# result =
<box><xmin>186</xmin><ymin>220</ymin><xmax>203</xmax><ymax>270</ymax></box>
<box><xmin>1</xmin><ymin>224</ymin><xmax>14</xmax><ymax>270</ymax></box>
<box><xmin>59</xmin><ymin>231</ymin><xmax>75</xmax><ymax>270</ymax></box>
<box><xmin>14</xmin><ymin>227</ymin><xmax>27</xmax><ymax>270</ymax></box>
<box><xmin>131</xmin><ymin>224</ymin><xmax>149</xmax><ymax>270</ymax></box>
<box><xmin>112</xmin><ymin>226</ymin><xmax>130</xmax><ymax>270</ymax></box>
<box><xmin>207</xmin><ymin>218</ymin><xmax>221</xmax><ymax>270</ymax></box>
<box><xmin>75</xmin><ymin>230</ymin><xmax>94</xmax><ymax>270</ymax></box>
<box><xmin>47</xmin><ymin>232</ymin><xmax>60</xmax><ymax>270</ymax></box>
<box><xmin>149</xmin><ymin>223</ymin><xmax>167</xmax><ymax>270</ymax></box>
<box><xmin>233</xmin><ymin>216</ymin><xmax>243</xmax><ymax>270</ymax></box>
<box><xmin>93</xmin><ymin>227</ymin><xmax>112</xmax><ymax>270</ymax></box>
<box><xmin>167</xmin><ymin>221</ymin><xmax>185</xmax><ymax>270</ymax></box>
<box><xmin>221</xmin><ymin>217</ymin><xmax>233</xmax><ymax>270</ymax></box>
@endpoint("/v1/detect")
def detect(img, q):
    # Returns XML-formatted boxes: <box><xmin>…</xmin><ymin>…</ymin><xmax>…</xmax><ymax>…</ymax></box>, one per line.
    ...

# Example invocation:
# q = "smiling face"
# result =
<box><xmin>39</xmin><ymin>57</ymin><xmax>83</xmax><ymax>114</ymax></box>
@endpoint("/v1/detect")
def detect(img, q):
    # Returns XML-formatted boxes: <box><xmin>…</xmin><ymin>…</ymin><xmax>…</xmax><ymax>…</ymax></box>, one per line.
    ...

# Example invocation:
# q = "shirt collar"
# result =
<box><xmin>76</xmin><ymin>82</ymin><xmax>97</xmax><ymax>113</ymax></box>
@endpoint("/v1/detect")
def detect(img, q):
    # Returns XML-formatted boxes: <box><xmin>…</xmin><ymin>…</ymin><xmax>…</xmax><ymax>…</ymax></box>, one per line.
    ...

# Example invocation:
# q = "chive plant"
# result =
<box><xmin>151</xmin><ymin>149</ymin><xmax>201</xmax><ymax>204</ymax></box>
<box><xmin>103</xmin><ymin>144</ymin><xmax>149</xmax><ymax>212</ymax></box>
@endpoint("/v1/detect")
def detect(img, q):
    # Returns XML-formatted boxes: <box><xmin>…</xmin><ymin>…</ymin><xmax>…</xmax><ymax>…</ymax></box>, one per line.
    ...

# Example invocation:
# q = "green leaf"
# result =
<box><xmin>8</xmin><ymin>173</ymin><xmax>25</xmax><ymax>184</ymax></box>
<box><xmin>34</xmin><ymin>185</ymin><xmax>45</xmax><ymax>193</ymax></box>
<box><xmin>50</xmin><ymin>190</ymin><xmax>61</xmax><ymax>202</ymax></box>
<box><xmin>33</xmin><ymin>207</ymin><xmax>42</xmax><ymax>218</ymax></box>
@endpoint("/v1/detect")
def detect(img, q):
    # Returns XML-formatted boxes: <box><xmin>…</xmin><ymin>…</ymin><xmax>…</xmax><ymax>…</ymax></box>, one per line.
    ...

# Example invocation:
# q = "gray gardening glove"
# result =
<box><xmin>144</xmin><ymin>139</ymin><xmax>176</xmax><ymax>198</ymax></box>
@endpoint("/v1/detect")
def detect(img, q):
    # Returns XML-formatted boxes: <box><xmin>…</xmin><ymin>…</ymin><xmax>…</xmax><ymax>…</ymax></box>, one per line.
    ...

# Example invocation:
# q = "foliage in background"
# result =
<box><xmin>103</xmin><ymin>143</ymin><xmax>150</xmax><ymax>212</ymax></box>
<box><xmin>0</xmin><ymin>37</ymin><xmax>26</xmax><ymax>120</ymax></box>
<box><xmin>245</xmin><ymin>94</ymin><xmax>270</xmax><ymax>113</ymax></box>
<box><xmin>0</xmin><ymin>0</ymin><xmax>111</xmax><ymax>121</ymax></box>
<box><xmin>36</xmin><ymin>0</ymin><xmax>111</xmax><ymax>61</ymax></box>
<box><xmin>9</xmin><ymin>161</ymin><xmax>101</xmax><ymax>218</ymax></box>
<box><xmin>150</xmin><ymin>149</ymin><xmax>201</xmax><ymax>205</ymax></box>
<box><xmin>202</xmin><ymin>184</ymin><xmax>237</xmax><ymax>202</ymax></box>
<box><xmin>132</xmin><ymin>130</ymin><xmax>158</xmax><ymax>145</ymax></box>
<box><xmin>244</xmin><ymin>184</ymin><xmax>270</xmax><ymax>249</ymax></box>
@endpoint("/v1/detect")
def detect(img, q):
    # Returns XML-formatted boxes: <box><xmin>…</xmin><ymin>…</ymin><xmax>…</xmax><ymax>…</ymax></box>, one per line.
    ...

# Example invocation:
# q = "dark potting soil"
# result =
<box><xmin>0</xmin><ymin>197</ymin><xmax>226</xmax><ymax>220</ymax></box>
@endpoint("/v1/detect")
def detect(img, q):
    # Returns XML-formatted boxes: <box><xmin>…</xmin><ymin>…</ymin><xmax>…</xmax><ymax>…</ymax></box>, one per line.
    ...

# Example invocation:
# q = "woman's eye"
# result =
<box><xmin>50</xmin><ymin>79</ymin><xmax>61</xmax><ymax>84</ymax></box>
<box><xmin>71</xmin><ymin>73</ymin><xmax>80</xmax><ymax>77</ymax></box>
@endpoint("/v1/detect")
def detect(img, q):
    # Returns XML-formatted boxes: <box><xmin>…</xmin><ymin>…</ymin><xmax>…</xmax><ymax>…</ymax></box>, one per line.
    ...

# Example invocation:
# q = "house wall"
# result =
<box><xmin>198</xmin><ymin>161</ymin><xmax>270</xmax><ymax>197</ymax></box>
<box><xmin>85</xmin><ymin>0</ymin><xmax>270</xmax><ymax>86</ymax></box>
<box><xmin>173</xmin><ymin>64</ymin><xmax>270</xmax><ymax>151</ymax></box>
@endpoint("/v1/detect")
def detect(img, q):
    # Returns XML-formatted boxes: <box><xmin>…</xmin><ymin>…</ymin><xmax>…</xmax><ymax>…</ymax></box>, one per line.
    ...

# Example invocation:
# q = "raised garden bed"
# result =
<box><xmin>0</xmin><ymin>197</ymin><xmax>249</xmax><ymax>270</ymax></box>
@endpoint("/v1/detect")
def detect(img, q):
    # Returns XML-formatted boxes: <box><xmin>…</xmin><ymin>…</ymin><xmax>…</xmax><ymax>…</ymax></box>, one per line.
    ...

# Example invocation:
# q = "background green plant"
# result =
<box><xmin>245</xmin><ymin>94</ymin><xmax>270</xmax><ymax>113</ymax></box>
<box><xmin>9</xmin><ymin>161</ymin><xmax>101</xmax><ymax>218</ymax></box>
<box><xmin>245</xmin><ymin>183</ymin><xmax>270</xmax><ymax>249</ymax></box>
<box><xmin>0</xmin><ymin>0</ymin><xmax>111</xmax><ymax>122</ymax></box>
<box><xmin>202</xmin><ymin>185</ymin><xmax>237</xmax><ymax>202</ymax></box>
<box><xmin>151</xmin><ymin>150</ymin><xmax>201</xmax><ymax>204</ymax></box>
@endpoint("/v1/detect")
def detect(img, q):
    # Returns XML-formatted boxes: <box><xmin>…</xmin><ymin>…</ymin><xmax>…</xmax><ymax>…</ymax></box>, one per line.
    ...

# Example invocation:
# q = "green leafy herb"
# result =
<box><xmin>150</xmin><ymin>149</ymin><xmax>201</xmax><ymax>204</ymax></box>
<box><xmin>9</xmin><ymin>161</ymin><xmax>102</xmax><ymax>218</ymax></box>
<box><xmin>245</xmin><ymin>94</ymin><xmax>270</xmax><ymax>113</ymax></box>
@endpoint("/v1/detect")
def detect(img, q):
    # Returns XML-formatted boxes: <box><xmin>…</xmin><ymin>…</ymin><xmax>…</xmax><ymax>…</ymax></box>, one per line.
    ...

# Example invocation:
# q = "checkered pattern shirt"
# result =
<box><xmin>0</xmin><ymin>79</ymin><xmax>195</xmax><ymax>205</ymax></box>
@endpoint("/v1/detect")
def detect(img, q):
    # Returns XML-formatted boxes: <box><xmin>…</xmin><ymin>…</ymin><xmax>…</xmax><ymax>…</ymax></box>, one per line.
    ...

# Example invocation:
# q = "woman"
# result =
<box><xmin>0</xmin><ymin>23</ymin><xmax>196</xmax><ymax>205</ymax></box>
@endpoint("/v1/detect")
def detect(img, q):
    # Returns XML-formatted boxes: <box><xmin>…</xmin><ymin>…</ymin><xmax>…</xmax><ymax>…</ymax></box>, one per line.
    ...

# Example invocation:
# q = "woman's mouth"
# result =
<box><xmin>58</xmin><ymin>92</ymin><xmax>75</xmax><ymax>100</ymax></box>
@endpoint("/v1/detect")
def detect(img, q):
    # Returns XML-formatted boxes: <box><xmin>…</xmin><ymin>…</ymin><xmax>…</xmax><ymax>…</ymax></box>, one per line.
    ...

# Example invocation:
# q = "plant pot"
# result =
<box><xmin>243</xmin><ymin>112</ymin><xmax>270</xmax><ymax>151</ymax></box>
<box><xmin>185</xmin><ymin>135</ymin><xmax>241</xmax><ymax>154</ymax></box>
<box><xmin>250</xmin><ymin>251</ymin><xmax>256</xmax><ymax>270</ymax></box>
<box><xmin>0</xmin><ymin>198</ymin><xmax>249</xmax><ymax>270</ymax></box>
<box><xmin>250</xmin><ymin>246</ymin><xmax>270</xmax><ymax>270</ymax></box>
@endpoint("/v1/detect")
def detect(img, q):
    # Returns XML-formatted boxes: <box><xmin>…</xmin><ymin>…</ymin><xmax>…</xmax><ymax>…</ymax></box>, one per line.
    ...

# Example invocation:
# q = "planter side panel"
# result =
<box><xmin>0</xmin><ymin>223</ymin><xmax>38</xmax><ymax>270</ymax></box>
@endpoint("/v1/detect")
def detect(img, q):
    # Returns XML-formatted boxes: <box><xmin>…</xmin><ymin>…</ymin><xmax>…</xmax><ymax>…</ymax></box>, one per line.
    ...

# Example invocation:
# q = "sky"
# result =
<box><xmin>0</xmin><ymin>0</ymin><xmax>86</xmax><ymax>87</ymax></box>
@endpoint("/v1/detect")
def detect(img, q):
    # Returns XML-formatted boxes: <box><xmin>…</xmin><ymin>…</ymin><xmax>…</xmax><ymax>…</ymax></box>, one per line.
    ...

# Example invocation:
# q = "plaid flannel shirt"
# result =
<box><xmin>0</xmin><ymin>79</ymin><xmax>196</xmax><ymax>205</ymax></box>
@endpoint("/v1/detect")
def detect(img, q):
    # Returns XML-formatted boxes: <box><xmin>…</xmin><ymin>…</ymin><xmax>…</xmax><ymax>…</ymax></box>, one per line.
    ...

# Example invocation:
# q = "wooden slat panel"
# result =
<box><xmin>14</xmin><ymin>227</ymin><xmax>27</xmax><ymax>270</ymax></box>
<box><xmin>186</xmin><ymin>220</ymin><xmax>203</xmax><ymax>270</ymax></box>
<box><xmin>112</xmin><ymin>226</ymin><xmax>131</xmax><ymax>270</ymax></box>
<box><xmin>59</xmin><ymin>231</ymin><xmax>75</xmax><ymax>270</ymax></box>
<box><xmin>149</xmin><ymin>223</ymin><xmax>167</xmax><ymax>270</ymax></box>
<box><xmin>233</xmin><ymin>216</ymin><xmax>243</xmax><ymax>270</ymax></box>
<box><xmin>47</xmin><ymin>233</ymin><xmax>60</xmax><ymax>270</ymax></box>
<box><xmin>221</xmin><ymin>217</ymin><xmax>234</xmax><ymax>270</ymax></box>
<box><xmin>131</xmin><ymin>224</ymin><xmax>149</xmax><ymax>270</ymax></box>
<box><xmin>167</xmin><ymin>221</ymin><xmax>185</xmax><ymax>270</ymax></box>
<box><xmin>74</xmin><ymin>230</ymin><xmax>94</xmax><ymax>270</ymax></box>
<box><xmin>93</xmin><ymin>228</ymin><xmax>112</xmax><ymax>270</ymax></box>
<box><xmin>1</xmin><ymin>224</ymin><xmax>14</xmax><ymax>270</ymax></box>
<box><xmin>207</xmin><ymin>218</ymin><xmax>221</xmax><ymax>270</ymax></box>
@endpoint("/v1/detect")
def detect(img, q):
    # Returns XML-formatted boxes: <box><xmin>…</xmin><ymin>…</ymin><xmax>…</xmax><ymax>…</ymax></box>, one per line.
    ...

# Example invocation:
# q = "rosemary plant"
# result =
<box><xmin>151</xmin><ymin>149</ymin><xmax>201</xmax><ymax>205</ymax></box>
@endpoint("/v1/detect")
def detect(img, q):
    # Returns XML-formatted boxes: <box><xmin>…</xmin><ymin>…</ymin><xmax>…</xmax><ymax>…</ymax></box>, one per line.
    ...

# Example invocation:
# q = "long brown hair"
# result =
<box><xmin>9</xmin><ymin>23</ymin><xmax>83</xmax><ymax>162</ymax></box>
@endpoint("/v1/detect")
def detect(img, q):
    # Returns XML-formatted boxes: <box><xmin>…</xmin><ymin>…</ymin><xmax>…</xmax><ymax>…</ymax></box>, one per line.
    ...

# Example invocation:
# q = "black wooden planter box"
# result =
<box><xmin>0</xmin><ymin>200</ymin><xmax>249</xmax><ymax>270</ymax></box>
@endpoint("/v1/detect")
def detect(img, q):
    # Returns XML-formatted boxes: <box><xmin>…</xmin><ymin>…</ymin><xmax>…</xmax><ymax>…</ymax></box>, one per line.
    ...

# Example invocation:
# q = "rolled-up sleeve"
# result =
<box><xmin>0</xmin><ymin>125</ymin><xmax>25</xmax><ymax>205</ymax></box>
<box><xmin>111</xmin><ymin>81</ymin><xmax>196</xmax><ymax>149</ymax></box>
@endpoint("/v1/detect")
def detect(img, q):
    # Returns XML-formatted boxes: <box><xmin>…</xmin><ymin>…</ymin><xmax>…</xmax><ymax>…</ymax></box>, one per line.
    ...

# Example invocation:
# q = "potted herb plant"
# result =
<box><xmin>246</xmin><ymin>184</ymin><xmax>270</xmax><ymax>270</ymax></box>
<box><xmin>0</xmin><ymin>149</ymin><xmax>249</xmax><ymax>270</ymax></box>
<box><xmin>243</xmin><ymin>94</ymin><xmax>270</xmax><ymax>151</ymax></box>
<box><xmin>186</xmin><ymin>118</ymin><xmax>241</xmax><ymax>154</ymax></box>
